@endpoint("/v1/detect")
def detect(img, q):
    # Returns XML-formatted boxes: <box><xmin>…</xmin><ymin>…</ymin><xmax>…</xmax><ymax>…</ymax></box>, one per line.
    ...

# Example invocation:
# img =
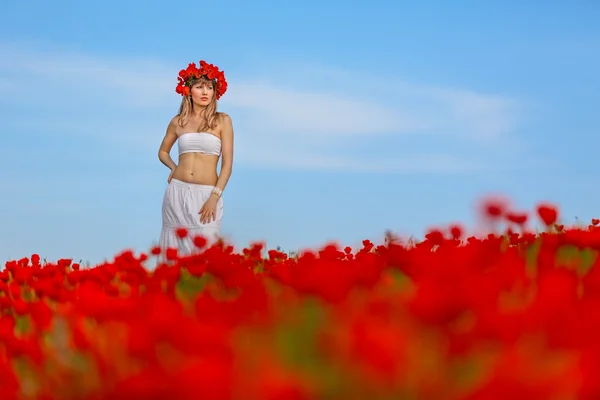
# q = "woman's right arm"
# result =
<box><xmin>158</xmin><ymin>117</ymin><xmax>178</xmax><ymax>171</ymax></box>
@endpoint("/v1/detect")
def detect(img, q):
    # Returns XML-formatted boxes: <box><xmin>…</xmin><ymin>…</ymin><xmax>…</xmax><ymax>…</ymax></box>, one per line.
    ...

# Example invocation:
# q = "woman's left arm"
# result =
<box><xmin>213</xmin><ymin>113</ymin><xmax>234</xmax><ymax>194</ymax></box>
<box><xmin>199</xmin><ymin>114</ymin><xmax>234</xmax><ymax>223</ymax></box>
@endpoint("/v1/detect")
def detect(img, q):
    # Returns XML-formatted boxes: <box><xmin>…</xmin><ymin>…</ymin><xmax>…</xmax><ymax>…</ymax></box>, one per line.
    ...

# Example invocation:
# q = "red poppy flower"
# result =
<box><xmin>536</xmin><ymin>203</ymin><xmax>559</xmax><ymax>226</ymax></box>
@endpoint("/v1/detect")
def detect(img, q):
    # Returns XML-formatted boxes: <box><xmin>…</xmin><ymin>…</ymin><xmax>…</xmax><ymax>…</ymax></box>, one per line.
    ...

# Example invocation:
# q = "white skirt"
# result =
<box><xmin>159</xmin><ymin>179</ymin><xmax>224</xmax><ymax>256</ymax></box>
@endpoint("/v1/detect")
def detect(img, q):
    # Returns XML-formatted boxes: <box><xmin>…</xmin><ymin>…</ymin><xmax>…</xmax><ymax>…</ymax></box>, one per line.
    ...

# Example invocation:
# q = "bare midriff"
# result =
<box><xmin>172</xmin><ymin>153</ymin><xmax>219</xmax><ymax>185</ymax></box>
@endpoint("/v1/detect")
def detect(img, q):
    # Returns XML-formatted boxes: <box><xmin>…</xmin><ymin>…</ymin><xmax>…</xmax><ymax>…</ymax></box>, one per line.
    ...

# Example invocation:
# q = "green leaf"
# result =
<box><xmin>176</xmin><ymin>271</ymin><xmax>210</xmax><ymax>300</ymax></box>
<box><xmin>15</xmin><ymin>315</ymin><xmax>31</xmax><ymax>335</ymax></box>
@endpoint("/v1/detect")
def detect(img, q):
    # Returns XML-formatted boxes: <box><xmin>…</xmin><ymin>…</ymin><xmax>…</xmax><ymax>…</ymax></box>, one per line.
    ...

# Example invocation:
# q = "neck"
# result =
<box><xmin>191</xmin><ymin>105</ymin><xmax>208</xmax><ymax>118</ymax></box>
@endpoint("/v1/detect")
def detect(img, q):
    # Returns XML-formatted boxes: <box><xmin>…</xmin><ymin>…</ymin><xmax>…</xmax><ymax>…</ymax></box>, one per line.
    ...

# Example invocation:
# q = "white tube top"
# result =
<box><xmin>177</xmin><ymin>132</ymin><xmax>221</xmax><ymax>156</ymax></box>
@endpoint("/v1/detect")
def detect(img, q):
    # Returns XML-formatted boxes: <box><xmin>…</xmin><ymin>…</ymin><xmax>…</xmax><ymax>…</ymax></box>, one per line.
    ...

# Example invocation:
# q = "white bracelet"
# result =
<box><xmin>212</xmin><ymin>187</ymin><xmax>223</xmax><ymax>197</ymax></box>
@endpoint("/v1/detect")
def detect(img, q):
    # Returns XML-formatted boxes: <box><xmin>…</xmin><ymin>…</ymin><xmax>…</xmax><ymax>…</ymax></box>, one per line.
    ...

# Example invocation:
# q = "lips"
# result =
<box><xmin>201</xmin><ymin>97</ymin><xmax>208</xmax><ymax>101</ymax></box>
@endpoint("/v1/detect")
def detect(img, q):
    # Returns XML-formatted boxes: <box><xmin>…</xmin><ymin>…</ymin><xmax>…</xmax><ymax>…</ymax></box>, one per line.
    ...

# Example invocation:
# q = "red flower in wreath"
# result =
<box><xmin>175</xmin><ymin>60</ymin><xmax>228</xmax><ymax>100</ymax></box>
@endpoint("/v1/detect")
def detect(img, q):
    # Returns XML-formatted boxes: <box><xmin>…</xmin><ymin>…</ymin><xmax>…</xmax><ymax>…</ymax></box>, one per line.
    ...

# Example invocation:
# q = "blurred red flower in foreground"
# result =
<box><xmin>537</xmin><ymin>203</ymin><xmax>559</xmax><ymax>226</ymax></box>
<box><xmin>480</xmin><ymin>195</ymin><xmax>511</xmax><ymax>220</ymax></box>
<box><xmin>2</xmin><ymin>199</ymin><xmax>600</xmax><ymax>399</ymax></box>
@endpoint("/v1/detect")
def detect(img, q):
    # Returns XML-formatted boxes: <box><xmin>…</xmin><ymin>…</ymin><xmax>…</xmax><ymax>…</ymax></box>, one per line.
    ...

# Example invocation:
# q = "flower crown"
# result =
<box><xmin>175</xmin><ymin>60</ymin><xmax>228</xmax><ymax>100</ymax></box>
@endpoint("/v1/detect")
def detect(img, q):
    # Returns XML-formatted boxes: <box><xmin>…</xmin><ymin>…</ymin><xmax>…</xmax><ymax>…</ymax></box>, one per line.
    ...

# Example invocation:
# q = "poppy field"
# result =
<box><xmin>2</xmin><ymin>199</ymin><xmax>600</xmax><ymax>399</ymax></box>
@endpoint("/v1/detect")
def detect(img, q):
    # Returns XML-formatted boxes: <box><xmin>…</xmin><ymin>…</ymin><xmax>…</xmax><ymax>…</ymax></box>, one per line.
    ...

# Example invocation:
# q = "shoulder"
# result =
<box><xmin>217</xmin><ymin>112</ymin><xmax>233</xmax><ymax>138</ymax></box>
<box><xmin>165</xmin><ymin>115</ymin><xmax>180</xmax><ymax>136</ymax></box>
<box><xmin>169</xmin><ymin>115</ymin><xmax>181</xmax><ymax>127</ymax></box>
<box><xmin>218</xmin><ymin>112</ymin><xmax>232</xmax><ymax>125</ymax></box>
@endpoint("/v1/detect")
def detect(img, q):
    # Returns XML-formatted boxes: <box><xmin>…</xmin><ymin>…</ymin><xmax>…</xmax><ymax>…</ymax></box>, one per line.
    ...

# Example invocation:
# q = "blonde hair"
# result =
<box><xmin>177</xmin><ymin>77</ymin><xmax>219</xmax><ymax>132</ymax></box>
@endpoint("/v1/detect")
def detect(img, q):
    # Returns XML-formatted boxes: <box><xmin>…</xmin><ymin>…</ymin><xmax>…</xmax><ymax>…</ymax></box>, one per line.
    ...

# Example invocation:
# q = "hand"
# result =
<box><xmin>167</xmin><ymin>169</ymin><xmax>175</xmax><ymax>183</ymax></box>
<box><xmin>199</xmin><ymin>196</ymin><xmax>218</xmax><ymax>224</ymax></box>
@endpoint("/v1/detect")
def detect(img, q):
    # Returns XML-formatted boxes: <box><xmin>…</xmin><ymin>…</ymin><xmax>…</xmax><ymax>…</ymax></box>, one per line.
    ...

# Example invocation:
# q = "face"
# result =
<box><xmin>190</xmin><ymin>81</ymin><xmax>215</xmax><ymax>106</ymax></box>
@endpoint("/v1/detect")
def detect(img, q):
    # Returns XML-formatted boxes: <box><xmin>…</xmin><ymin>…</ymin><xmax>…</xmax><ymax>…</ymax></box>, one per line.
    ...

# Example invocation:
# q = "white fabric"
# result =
<box><xmin>159</xmin><ymin>179</ymin><xmax>224</xmax><ymax>256</ymax></box>
<box><xmin>178</xmin><ymin>132</ymin><xmax>221</xmax><ymax>156</ymax></box>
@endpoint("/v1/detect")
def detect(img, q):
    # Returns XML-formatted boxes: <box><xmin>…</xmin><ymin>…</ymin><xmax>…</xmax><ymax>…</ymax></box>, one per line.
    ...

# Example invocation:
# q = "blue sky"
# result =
<box><xmin>1</xmin><ymin>1</ymin><xmax>600</xmax><ymax>265</ymax></box>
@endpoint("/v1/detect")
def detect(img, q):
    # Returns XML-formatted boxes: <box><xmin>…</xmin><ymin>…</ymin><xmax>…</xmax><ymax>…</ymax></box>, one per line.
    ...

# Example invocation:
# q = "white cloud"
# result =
<box><xmin>0</xmin><ymin>40</ymin><xmax>527</xmax><ymax>174</ymax></box>
<box><xmin>224</xmin><ymin>82</ymin><xmax>424</xmax><ymax>135</ymax></box>
<box><xmin>421</xmin><ymin>86</ymin><xmax>521</xmax><ymax>142</ymax></box>
<box><xmin>238</xmin><ymin>60</ymin><xmax>523</xmax><ymax>143</ymax></box>
<box><xmin>0</xmin><ymin>41</ymin><xmax>173</xmax><ymax>108</ymax></box>
<box><xmin>238</xmin><ymin>150</ymin><xmax>487</xmax><ymax>173</ymax></box>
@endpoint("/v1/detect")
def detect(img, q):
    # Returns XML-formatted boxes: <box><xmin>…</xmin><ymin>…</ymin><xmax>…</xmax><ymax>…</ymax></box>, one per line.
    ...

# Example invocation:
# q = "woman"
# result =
<box><xmin>157</xmin><ymin>60</ymin><xmax>234</xmax><ymax>256</ymax></box>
